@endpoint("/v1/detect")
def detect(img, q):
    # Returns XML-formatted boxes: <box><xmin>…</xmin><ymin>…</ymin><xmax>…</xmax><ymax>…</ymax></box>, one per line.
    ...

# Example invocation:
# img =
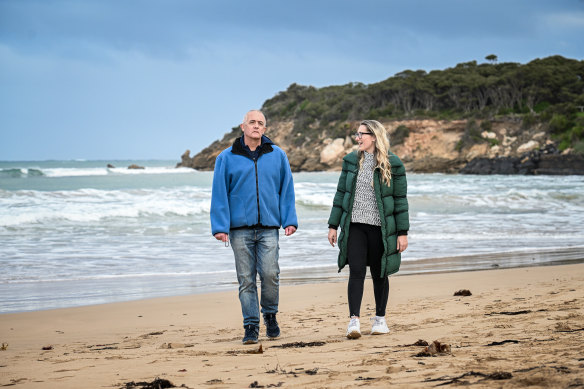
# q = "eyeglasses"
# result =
<box><xmin>354</xmin><ymin>132</ymin><xmax>373</xmax><ymax>139</ymax></box>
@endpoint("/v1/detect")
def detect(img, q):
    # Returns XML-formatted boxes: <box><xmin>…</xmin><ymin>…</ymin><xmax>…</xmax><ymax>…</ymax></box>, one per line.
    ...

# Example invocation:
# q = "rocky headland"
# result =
<box><xmin>177</xmin><ymin>118</ymin><xmax>584</xmax><ymax>175</ymax></box>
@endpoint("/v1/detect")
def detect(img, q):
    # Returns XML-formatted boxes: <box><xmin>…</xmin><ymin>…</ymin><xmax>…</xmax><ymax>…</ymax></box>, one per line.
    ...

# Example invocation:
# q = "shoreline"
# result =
<box><xmin>1</xmin><ymin>263</ymin><xmax>583</xmax><ymax>388</ymax></box>
<box><xmin>3</xmin><ymin>246</ymin><xmax>584</xmax><ymax>315</ymax></box>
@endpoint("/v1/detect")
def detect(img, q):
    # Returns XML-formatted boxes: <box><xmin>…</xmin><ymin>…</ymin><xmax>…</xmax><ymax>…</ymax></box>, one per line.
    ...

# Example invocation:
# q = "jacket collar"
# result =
<box><xmin>344</xmin><ymin>150</ymin><xmax>395</xmax><ymax>166</ymax></box>
<box><xmin>343</xmin><ymin>151</ymin><xmax>360</xmax><ymax>165</ymax></box>
<box><xmin>231</xmin><ymin>135</ymin><xmax>274</xmax><ymax>158</ymax></box>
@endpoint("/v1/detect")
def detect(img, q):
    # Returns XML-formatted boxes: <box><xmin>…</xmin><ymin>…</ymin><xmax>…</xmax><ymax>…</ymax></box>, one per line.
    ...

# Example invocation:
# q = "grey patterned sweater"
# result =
<box><xmin>351</xmin><ymin>152</ymin><xmax>381</xmax><ymax>226</ymax></box>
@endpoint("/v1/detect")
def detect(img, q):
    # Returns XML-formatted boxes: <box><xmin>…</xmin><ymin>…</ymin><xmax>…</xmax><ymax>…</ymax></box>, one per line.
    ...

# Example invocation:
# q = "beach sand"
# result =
<box><xmin>1</xmin><ymin>264</ymin><xmax>583</xmax><ymax>388</ymax></box>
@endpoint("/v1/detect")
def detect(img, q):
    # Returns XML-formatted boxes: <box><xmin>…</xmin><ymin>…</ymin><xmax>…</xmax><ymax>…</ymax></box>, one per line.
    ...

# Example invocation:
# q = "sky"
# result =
<box><xmin>1</xmin><ymin>0</ymin><xmax>583</xmax><ymax>161</ymax></box>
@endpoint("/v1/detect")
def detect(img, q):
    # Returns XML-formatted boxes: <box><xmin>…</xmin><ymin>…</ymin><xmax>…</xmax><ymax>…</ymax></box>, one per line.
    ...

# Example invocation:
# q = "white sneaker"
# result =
<box><xmin>370</xmin><ymin>316</ymin><xmax>390</xmax><ymax>335</ymax></box>
<box><xmin>346</xmin><ymin>316</ymin><xmax>361</xmax><ymax>339</ymax></box>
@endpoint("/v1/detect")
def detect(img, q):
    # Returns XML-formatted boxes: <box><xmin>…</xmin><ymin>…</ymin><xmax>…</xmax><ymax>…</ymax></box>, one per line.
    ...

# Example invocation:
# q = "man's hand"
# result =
<box><xmin>328</xmin><ymin>228</ymin><xmax>337</xmax><ymax>247</ymax></box>
<box><xmin>214</xmin><ymin>233</ymin><xmax>229</xmax><ymax>242</ymax></box>
<box><xmin>284</xmin><ymin>226</ymin><xmax>297</xmax><ymax>236</ymax></box>
<box><xmin>397</xmin><ymin>235</ymin><xmax>408</xmax><ymax>253</ymax></box>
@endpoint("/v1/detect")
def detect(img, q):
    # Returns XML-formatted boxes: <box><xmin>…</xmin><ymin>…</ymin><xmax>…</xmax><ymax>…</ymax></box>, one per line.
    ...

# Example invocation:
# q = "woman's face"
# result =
<box><xmin>356</xmin><ymin>124</ymin><xmax>376</xmax><ymax>154</ymax></box>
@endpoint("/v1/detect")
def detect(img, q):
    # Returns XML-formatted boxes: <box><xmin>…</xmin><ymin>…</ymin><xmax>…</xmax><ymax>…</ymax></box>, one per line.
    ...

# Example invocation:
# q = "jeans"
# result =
<box><xmin>230</xmin><ymin>228</ymin><xmax>280</xmax><ymax>327</ymax></box>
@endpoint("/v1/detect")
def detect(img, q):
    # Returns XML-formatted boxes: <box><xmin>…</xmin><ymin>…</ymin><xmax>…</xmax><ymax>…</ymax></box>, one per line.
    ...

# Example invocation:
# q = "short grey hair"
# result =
<box><xmin>243</xmin><ymin>110</ymin><xmax>267</xmax><ymax>125</ymax></box>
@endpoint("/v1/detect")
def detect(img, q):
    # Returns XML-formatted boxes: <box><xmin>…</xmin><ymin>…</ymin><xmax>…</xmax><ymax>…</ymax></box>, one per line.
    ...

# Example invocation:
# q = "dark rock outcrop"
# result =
<box><xmin>460</xmin><ymin>144</ymin><xmax>584</xmax><ymax>175</ymax></box>
<box><xmin>459</xmin><ymin>156</ymin><xmax>532</xmax><ymax>175</ymax></box>
<box><xmin>536</xmin><ymin>154</ymin><xmax>584</xmax><ymax>175</ymax></box>
<box><xmin>409</xmin><ymin>157</ymin><xmax>468</xmax><ymax>174</ymax></box>
<box><xmin>176</xmin><ymin>130</ymin><xmax>240</xmax><ymax>170</ymax></box>
<box><xmin>176</xmin><ymin>150</ymin><xmax>195</xmax><ymax>169</ymax></box>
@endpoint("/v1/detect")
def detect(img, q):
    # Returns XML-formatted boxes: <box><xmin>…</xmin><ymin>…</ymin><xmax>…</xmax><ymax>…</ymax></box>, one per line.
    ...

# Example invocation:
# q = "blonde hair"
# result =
<box><xmin>359</xmin><ymin>120</ymin><xmax>392</xmax><ymax>186</ymax></box>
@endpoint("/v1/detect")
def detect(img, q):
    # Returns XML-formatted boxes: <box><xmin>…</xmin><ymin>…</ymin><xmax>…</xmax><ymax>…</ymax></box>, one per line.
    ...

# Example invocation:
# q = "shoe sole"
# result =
<box><xmin>243</xmin><ymin>339</ymin><xmax>258</xmax><ymax>344</ymax></box>
<box><xmin>371</xmin><ymin>330</ymin><xmax>389</xmax><ymax>335</ymax></box>
<box><xmin>346</xmin><ymin>330</ymin><xmax>361</xmax><ymax>339</ymax></box>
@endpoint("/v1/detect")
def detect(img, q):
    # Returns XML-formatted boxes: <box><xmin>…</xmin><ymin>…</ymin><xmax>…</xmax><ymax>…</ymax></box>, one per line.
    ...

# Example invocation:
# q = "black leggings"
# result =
<box><xmin>347</xmin><ymin>222</ymin><xmax>389</xmax><ymax>317</ymax></box>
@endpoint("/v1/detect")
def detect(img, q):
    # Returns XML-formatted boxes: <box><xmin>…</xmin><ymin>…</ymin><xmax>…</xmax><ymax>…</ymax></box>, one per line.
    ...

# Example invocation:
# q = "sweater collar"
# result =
<box><xmin>363</xmin><ymin>151</ymin><xmax>375</xmax><ymax>160</ymax></box>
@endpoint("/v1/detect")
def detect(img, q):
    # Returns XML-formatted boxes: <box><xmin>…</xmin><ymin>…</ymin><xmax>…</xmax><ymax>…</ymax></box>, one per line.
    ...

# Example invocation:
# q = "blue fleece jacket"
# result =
<box><xmin>210</xmin><ymin>136</ymin><xmax>298</xmax><ymax>235</ymax></box>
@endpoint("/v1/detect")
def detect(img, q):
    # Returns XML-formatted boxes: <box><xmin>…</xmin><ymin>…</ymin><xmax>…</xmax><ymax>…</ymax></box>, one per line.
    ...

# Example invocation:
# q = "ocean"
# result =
<box><xmin>1</xmin><ymin>160</ymin><xmax>583</xmax><ymax>314</ymax></box>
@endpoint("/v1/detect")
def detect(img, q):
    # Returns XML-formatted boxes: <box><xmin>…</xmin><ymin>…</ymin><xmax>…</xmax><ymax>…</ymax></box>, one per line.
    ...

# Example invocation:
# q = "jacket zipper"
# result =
<box><xmin>254</xmin><ymin>159</ymin><xmax>261</xmax><ymax>225</ymax></box>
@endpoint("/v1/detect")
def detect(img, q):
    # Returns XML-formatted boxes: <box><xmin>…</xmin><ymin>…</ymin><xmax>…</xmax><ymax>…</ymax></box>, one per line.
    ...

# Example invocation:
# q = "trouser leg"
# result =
<box><xmin>367</xmin><ymin>225</ymin><xmax>389</xmax><ymax>317</ymax></box>
<box><xmin>230</xmin><ymin>229</ymin><xmax>260</xmax><ymax>327</ymax></box>
<box><xmin>256</xmin><ymin>229</ymin><xmax>280</xmax><ymax>315</ymax></box>
<box><xmin>347</xmin><ymin>223</ymin><xmax>368</xmax><ymax>317</ymax></box>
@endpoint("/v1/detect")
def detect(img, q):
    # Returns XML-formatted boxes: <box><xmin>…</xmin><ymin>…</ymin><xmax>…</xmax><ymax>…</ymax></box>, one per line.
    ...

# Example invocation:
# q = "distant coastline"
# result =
<box><xmin>177</xmin><ymin>118</ymin><xmax>584</xmax><ymax>175</ymax></box>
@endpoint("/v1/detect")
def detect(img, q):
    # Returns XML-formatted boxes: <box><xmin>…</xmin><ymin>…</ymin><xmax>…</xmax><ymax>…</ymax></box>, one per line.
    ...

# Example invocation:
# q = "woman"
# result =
<box><xmin>328</xmin><ymin>120</ymin><xmax>409</xmax><ymax>339</ymax></box>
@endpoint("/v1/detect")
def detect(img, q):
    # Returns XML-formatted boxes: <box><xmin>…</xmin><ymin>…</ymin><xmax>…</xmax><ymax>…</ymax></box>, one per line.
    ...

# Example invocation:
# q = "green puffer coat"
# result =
<box><xmin>327</xmin><ymin>150</ymin><xmax>409</xmax><ymax>277</ymax></box>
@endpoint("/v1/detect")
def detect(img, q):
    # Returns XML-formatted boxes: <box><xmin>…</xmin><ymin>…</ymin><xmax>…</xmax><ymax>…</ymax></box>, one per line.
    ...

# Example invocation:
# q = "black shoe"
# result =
<box><xmin>264</xmin><ymin>313</ymin><xmax>280</xmax><ymax>338</ymax></box>
<box><xmin>242</xmin><ymin>324</ymin><xmax>259</xmax><ymax>344</ymax></box>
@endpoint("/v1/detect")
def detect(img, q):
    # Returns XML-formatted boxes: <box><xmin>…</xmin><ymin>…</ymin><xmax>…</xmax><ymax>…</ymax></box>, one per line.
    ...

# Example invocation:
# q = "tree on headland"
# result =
<box><xmin>485</xmin><ymin>54</ymin><xmax>498</xmax><ymax>64</ymax></box>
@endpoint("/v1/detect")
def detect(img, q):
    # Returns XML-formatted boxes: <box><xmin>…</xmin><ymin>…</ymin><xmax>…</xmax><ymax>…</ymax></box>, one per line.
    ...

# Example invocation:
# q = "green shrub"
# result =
<box><xmin>534</xmin><ymin>101</ymin><xmax>550</xmax><ymax>113</ymax></box>
<box><xmin>522</xmin><ymin>113</ymin><xmax>537</xmax><ymax>129</ymax></box>
<box><xmin>328</xmin><ymin>123</ymin><xmax>352</xmax><ymax>139</ymax></box>
<box><xmin>455</xmin><ymin>120</ymin><xmax>485</xmax><ymax>152</ymax></box>
<box><xmin>558</xmin><ymin>138</ymin><xmax>571</xmax><ymax>151</ymax></box>
<box><xmin>298</xmin><ymin>100</ymin><xmax>310</xmax><ymax>112</ymax></box>
<box><xmin>573</xmin><ymin>140</ymin><xmax>584</xmax><ymax>154</ymax></box>
<box><xmin>571</xmin><ymin>125</ymin><xmax>584</xmax><ymax>141</ymax></box>
<box><xmin>368</xmin><ymin>105</ymin><xmax>394</xmax><ymax>118</ymax></box>
<box><xmin>437</xmin><ymin>110</ymin><xmax>457</xmax><ymax>120</ymax></box>
<box><xmin>549</xmin><ymin>114</ymin><xmax>570</xmax><ymax>134</ymax></box>
<box><xmin>391</xmin><ymin>125</ymin><xmax>410</xmax><ymax>145</ymax></box>
<box><xmin>281</xmin><ymin>101</ymin><xmax>298</xmax><ymax>117</ymax></box>
<box><xmin>466</xmin><ymin>120</ymin><xmax>483</xmax><ymax>142</ymax></box>
<box><xmin>455</xmin><ymin>139</ymin><xmax>464</xmax><ymax>152</ymax></box>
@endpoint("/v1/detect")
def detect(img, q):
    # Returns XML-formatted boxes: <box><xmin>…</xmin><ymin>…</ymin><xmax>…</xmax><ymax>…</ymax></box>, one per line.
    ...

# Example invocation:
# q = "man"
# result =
<box><xmin>211</xmin><ymin>110</ymin><xmax>298</xmax><ymax>344</ymax></box>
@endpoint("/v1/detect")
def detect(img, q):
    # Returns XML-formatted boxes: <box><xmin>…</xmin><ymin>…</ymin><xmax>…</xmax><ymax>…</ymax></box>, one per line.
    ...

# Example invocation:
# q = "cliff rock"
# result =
<box><xmin>320</xmin><ymin>138</ymin><xmax>348</xmax><ymax>165</ymax></box>
<box><xmin>177</xmin><ymin>118</ymin><xmax>583</xmax><ymax>175</ymax></box>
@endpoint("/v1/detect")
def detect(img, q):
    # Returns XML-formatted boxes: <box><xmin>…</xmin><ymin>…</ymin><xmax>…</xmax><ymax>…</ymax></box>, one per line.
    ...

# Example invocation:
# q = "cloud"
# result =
<box><xmin>1</xmin><ymin>0</ymin><xmax>583</xmax><ymax>159</ymax></box>
<box><xmin>545</xmin><ymin>11</ymin><xmax>584</xmax><ymax>29</ymax></box>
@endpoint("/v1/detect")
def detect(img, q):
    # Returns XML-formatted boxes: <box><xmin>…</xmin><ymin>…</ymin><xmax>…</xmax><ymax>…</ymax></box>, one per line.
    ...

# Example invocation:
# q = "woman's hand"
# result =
<box><xmin>397</xmin><ymin>235</ymin><xmax>408</xmax><ymax>253</ymax></box>
<box><xmin>328</xmin><ymin>228</ymin><xmax>337</xmax><ymax>247</ymax></box>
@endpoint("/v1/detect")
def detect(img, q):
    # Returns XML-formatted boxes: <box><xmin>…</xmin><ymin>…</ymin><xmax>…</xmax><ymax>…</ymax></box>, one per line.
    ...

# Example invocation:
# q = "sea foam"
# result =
<box><xmin>0</xmin><ymin>187</ymin><xmax>211</xmax><ymax>226</ymax></box>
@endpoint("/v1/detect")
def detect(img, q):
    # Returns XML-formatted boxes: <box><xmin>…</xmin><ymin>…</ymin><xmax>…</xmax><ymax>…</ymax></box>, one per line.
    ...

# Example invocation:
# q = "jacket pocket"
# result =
<box><xmin>229</xmin><ymin>194</ymin><xmax>251</xmax><ymax>226</ymax></box>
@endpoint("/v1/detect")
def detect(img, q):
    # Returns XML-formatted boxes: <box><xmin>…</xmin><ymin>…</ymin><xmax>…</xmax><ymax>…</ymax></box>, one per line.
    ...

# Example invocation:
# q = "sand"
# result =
<box><xmin>1</xmin><ymin>264</ymin><xmax>583</xmax><ymax>388</ymax></box>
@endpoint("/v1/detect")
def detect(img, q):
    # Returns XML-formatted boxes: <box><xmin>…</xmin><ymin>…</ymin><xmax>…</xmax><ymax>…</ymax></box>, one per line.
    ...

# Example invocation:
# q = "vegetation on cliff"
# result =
<box><xmin>182</xmin><ymin>56</ymin><xmax>584</xmax><ymax>174</ymax></box>
<box><xmin>262</xmin><ymin>55</ymin><xmax>584</xmax><ymax>154</ymax></box>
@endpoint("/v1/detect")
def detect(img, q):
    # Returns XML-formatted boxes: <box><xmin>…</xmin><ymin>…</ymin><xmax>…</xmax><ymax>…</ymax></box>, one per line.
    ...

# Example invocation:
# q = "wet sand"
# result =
<box><xmin>1</xmin><ymin>263</ymin><xmax>583</xmax><ymax>388</ymax></box>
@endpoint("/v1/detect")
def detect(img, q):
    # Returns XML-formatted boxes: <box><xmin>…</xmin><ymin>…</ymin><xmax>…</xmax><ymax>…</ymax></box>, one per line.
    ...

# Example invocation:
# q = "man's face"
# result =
<box><xmin>241</xmin><ymin>111</ymin><xmax>266</xmax><ymax>141</ymax></box>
